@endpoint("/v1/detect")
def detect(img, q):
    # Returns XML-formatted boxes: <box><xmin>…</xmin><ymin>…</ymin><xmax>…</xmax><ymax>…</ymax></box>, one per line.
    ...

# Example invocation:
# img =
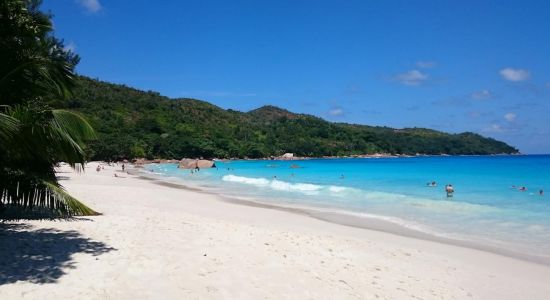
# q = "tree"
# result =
<box><xmin>0</xmin><ymin>0</ymin><xmax>97</xmax><ymax>218</ymax></box>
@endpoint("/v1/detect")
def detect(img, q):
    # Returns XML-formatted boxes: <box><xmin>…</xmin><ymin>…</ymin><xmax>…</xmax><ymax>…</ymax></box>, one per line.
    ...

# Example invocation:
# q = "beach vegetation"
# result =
<box><xmin>50</xmin><ymin>77</ymin><xmax>518</xmax><ymax>161</ymax></box>
<box><xmin>0</xmin><ymin>0</ymin><xmax>98</xmax><ymax>218</ymax></box>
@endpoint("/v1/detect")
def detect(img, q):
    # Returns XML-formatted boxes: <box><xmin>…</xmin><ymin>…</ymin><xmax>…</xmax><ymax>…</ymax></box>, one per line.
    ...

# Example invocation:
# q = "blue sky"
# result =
<box><xmin>44</xmin><ymin>0</ymin><xmax>550</xmax><ymax>153</ymax></box>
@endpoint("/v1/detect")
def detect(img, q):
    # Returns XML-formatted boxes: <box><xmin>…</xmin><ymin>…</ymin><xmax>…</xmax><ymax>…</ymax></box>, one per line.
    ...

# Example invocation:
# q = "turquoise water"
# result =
<box><xmin>146</xmin><ymin>155</ymin><xmax>550</xmax><ymax>260</ymax></box>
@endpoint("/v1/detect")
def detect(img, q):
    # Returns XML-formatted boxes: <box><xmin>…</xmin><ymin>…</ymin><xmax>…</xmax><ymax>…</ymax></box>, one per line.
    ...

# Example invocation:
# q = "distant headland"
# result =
<box><xmin>50</xmin><ymin>76</ymin><xmax>519</xmax><ymax>161</ymax></box>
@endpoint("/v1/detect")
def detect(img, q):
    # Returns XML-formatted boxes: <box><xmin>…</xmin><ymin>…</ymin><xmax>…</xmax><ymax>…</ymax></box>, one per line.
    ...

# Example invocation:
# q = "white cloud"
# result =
<box><xmin>77</xmin><ymin>0</ymin><xmax>102</xmax><ymax>13</ymax></box>
<box><xmin>504</xmin><ymin>112</ymin><xmax>516</xmax><ymax>122</ymax></box>
<box><xmin>416</xmin><ymin>61</ymin><xmax>436</xmax><ymax>69</ymax></box>
<box><xmin>471</xmin><ymin>89</ymin><xmax>492</xmax><ymax>100</ymax></box>
<box><xmin>483</xmin><ymin>124</ymin><xmax>504</xmax><ymax>133</ymax></box>
<box><xmin>500</xmin><ymin>68</ymin><xmax>530</xmax><ymax>82</ymax></box>
<box><xmin>63</xmin><ymin>41</ymin><xmax>76</xmax><ymax>53</ymax></box>
<box><xmin>328</xmin><ymin>107</ymin><xmax>344</xmax><ymax>116</ymax></box>
<box><xmin>394</xmin><ymin>70</ymin><xmax>428</xmax><ymax>86</ymax></box>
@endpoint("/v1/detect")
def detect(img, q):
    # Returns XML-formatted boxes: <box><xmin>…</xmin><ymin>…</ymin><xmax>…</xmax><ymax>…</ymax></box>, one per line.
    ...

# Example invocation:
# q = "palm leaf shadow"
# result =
<box><xmin>0</xmin><ymin>223</ymin><xmax>116</xmax><ymax>285</ymax></box>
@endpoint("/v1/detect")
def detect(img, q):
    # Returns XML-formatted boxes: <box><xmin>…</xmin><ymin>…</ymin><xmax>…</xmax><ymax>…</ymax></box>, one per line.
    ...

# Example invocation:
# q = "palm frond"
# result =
<box><xmin>0</xmin><ymin>40</ymin><xmax>77</xmax><ymax>103</ymax></box>
<box><xmin>52</xmin><ymin>109</ymin><xmax>97</xmax><ymax>144</ymax></box>
<box><xmin>42</xmin><ymin>181</ymin><xmax>99</xmax><ymax>216</ymax></box>
<box><xmin>0</xmin><ymin>0</ymin><xmax>95</xmax><ymax>219</ymax></box>
<box><xmin>4</xmin><ymin>105</ymin><xmax>96</xmax><ymax>168</ymax></box>
<box><xmin>0</xmin><ymin>111</ymin><xmax>19</xmax><ymax>144</ymax></box>
<box><xmin>49</xmin><ymin>110</ymin><xmax>96</xmax><ymax>169</ymax></box>
<box><xmin>0</xmin><ymin>178</ymin><xmax>99</xmax><ymax>219</ymax></box>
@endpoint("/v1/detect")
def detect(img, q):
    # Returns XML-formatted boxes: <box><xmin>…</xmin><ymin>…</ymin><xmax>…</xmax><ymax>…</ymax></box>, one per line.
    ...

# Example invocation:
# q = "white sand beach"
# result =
<box><xmin>1</xmin><ymin>162</ymin><xmax>550</xmax><ymax>299</ymax></box>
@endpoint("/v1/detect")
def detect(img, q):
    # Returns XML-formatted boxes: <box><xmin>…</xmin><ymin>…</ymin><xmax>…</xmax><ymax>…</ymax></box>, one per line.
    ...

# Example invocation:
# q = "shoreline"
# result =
<box><xmin>133</xmin><ymin>168</ymin><xmax>550</xmax><ymax>267</ymax></box>
<box><xmin>2</xmin><ymin>162</ymin><xmax>550</xmax><ymax>299</ymax></box>
<box><xmin>131</xmin><ymin>152</ymin><xmax>526</xmax><ymax>166</ymax></box>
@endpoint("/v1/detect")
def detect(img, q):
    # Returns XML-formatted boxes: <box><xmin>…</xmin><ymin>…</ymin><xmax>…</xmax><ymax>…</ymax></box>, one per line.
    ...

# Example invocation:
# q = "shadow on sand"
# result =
<box><xmin>0</xmin><ymin>223</ymin><xmax>116</xmax><ymax>285</ymax></box>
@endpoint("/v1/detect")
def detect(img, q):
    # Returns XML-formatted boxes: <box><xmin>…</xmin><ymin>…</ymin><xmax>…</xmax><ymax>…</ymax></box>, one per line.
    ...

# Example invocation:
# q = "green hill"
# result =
<box><xmin>48</xmin><ymin>76</ymin><xmax>518</xmax><ymax>160</ymax></box>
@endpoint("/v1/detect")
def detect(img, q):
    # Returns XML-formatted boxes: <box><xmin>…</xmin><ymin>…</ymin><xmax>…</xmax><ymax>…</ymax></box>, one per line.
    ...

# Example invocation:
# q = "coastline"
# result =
<box><xmin>133</xmin><ymin>167</ymin><xmax>550</xmax><ymax>266</ymax></box>
<box><xmin>131</xmin><ymin>152</ymin><xmax>524</xmax><ymax>166</ymax></box>
<box><xmin>1</xmin><ymin>162</ymin><xmax>549</xmax><ymax>299</ymax></box>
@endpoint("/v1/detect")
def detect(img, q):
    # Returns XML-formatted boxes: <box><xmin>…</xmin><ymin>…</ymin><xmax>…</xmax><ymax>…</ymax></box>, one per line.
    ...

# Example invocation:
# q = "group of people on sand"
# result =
<box><xmin>94</xmin><ymin>162</ymin><xmax>127</xmax><ymax>178</ymax></box>
<box><xmin>95</xmin><ymin>163</ymin><xmax>125</xmax><ymax>171</ymax></box>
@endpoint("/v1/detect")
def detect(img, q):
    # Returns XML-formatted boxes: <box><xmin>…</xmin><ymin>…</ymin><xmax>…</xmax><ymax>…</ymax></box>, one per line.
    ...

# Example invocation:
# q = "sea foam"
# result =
<box><xmin>223</xmin><ymin>175</ymin><xmax>324</xmax><ymax>195</ymax></box>
<box><xmin>222</xmin><ymin>174</ymin><xmax>270</xmax><ymax>186</ymax></box>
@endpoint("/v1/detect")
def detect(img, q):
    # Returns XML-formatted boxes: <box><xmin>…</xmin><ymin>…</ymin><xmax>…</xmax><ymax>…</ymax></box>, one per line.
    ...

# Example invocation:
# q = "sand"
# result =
<box><xmin>1</xmin><ymin>162</ymin><xmax>550</xmax><ymax>299</ymax></box>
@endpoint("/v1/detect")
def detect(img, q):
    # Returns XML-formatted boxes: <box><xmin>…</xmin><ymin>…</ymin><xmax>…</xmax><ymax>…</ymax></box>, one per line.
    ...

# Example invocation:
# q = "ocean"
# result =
<box><xmin>144</xmin><ymin>155</ymin><xmax>550</xmax><ymax>263</ymax></box>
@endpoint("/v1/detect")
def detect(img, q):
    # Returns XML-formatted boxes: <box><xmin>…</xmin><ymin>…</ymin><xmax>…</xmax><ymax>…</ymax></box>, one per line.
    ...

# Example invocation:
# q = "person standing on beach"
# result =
<box><xmin>122</xmin><ymin>163</ymin><xmax>125</xmax><ymax>171</ymax></box>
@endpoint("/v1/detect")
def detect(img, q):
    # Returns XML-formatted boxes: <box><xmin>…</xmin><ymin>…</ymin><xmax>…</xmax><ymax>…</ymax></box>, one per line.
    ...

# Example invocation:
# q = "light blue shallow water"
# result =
<box><xmin>146</xmin><ymin>155</ymin><xmax>550</xmax><ymax>259</ymax></box>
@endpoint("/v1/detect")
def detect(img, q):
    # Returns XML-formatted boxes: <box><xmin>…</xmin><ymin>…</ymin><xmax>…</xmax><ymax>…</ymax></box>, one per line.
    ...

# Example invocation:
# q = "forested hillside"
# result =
<box><xmin>49</xmin><ymin>77</ymin><xmax>518</xmax><ymax>160</ymax></box>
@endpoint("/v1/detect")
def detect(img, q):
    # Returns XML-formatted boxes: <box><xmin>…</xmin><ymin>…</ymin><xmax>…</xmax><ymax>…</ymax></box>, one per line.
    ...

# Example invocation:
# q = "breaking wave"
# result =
<box><xmin>222</xmin><ymin>175</ymin><xmax>354</xmax><ymax>195</ymax></box>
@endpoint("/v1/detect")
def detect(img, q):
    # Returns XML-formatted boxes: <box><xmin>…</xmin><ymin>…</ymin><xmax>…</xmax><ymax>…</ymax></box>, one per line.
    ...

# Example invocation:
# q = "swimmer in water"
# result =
<box><xmin>540</xmin><ymin>189</ymin><xmax>544</xmax><ymax>196</ymax></box>
<box><xmin>445</xmin><ymin>184</ymin><xmax>454</xmax><ymax>197</ymax></box>
<box><xmin>519</xmin><ymin>186</ymin><xmax>527</xmax><ymax>192</ymax></box>
<box><xmin>340</xmin><ymin>174</ymin><xmax>345</xmax><ymax>179</ymax></box>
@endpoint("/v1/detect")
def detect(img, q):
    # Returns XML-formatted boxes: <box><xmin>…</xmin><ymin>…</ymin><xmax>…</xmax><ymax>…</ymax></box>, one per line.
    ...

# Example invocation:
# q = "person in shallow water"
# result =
<box><xmin>540</xmin><ymin>189</ymin><xmax>544</xmax><ymax>196</ymax></box>
<box><xmin>445</xmin><ymin>184</ymin><xmax>454</xmax><ymax>197</ymax></box>
<box><xmin>427</xmin><ymin>181</ymin><xmax>437</xmax><ymax>187</ymax></box>
<box><xmin>519</xmin><ymin>186</ymin><xmax>527</xmax><ymax>192</ymax></box>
